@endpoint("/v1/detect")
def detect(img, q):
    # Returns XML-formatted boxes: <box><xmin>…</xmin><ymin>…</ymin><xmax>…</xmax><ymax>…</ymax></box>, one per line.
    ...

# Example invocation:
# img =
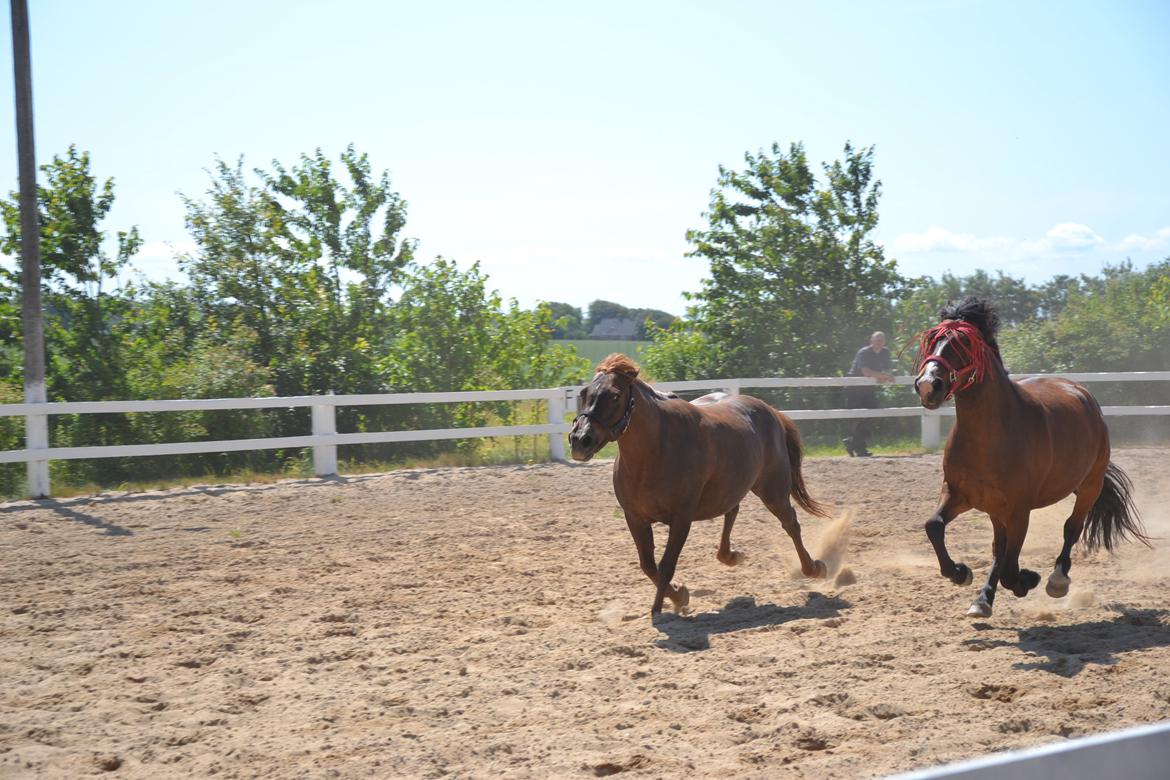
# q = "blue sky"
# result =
<box><xmin>2</xmin><ymin>0</ymin><xmax>1168</xmax><ymax>315</ymax></box>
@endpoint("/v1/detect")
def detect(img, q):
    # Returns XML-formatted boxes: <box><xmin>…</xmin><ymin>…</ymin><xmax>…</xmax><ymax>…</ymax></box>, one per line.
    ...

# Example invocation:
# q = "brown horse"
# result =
<box><xmin>913</xmin><ymin>297</ymin><xmax>1148</xmax><ymax>617</ymax></box>
<box><xmin>568</xmin><ymin>353</ymin><xmax>830</xmax><ymax>616</ymax></box>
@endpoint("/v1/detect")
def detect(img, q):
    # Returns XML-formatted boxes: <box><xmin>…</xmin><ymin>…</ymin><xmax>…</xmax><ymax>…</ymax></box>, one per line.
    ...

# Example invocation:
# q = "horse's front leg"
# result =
<box><xmin>967</xmin><ymin>522</ymin><xmax>1006</xmax><ymax>618</ymax></box>
<box><xmin>625</xmin><ymin>513</ymin><xmax>689</xmax><ymax>614</ymax></box>
<box><xmin>997</xmin><ymin>510</ymin><xmax>1041</xmax><ymax>599</ymax></box>
<box><xmin>925</xmin><ymin>487</ymin><xmax>972</xmax><ymax>586</ymax></box>
<box><xmin>651</xmin><ymin>517</ymin><xmax>693</xmax><ymax>616</ymax></box>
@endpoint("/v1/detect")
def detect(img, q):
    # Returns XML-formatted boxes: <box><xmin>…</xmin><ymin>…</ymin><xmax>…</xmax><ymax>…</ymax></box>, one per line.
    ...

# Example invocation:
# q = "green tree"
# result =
<box><xmin>1</xmin><ymin>146</ymin><xmax>142</xmax><ymax>399</ymax></box>
<box><xmin>894</xmin><ymin>269</ymin><xmax>1043</xmax><ymax>345</ymax></box>
<box><xmin>999</xmin><ymin>260</ymin><xmax>1170</xmax><ymax>373</ymax></box>
<box><xmin>585</xmin><ymin>300</ymin><xmax>631</xmax><ymax>333</ymax></box>
<box><xmin>644</xmin><ymin>141</ymin><xmax>906</xmax><ymax>379</ymax></box>
<box><xmin>0</xmin><ymin>147</ymin><xmax>144</xmax><ymax>486</ymax></box>
<box><xmin>544</xmin><ymin>301</ymin><xmax>586</xmax><ymax>338</ymax></box>
<box><xmin>380</xmin><ymin>258</ymin><xmax>587</xmax><ymax>393</ymax></box>
<box><xmin>376</xmin><ymin>258</ymin><xmax>588</xmax><ymax>458</ymax></box>
<box><xmin>180</xmin><ymin>146</ymin><xmax>414</xmax><ymax>400</ymax></box>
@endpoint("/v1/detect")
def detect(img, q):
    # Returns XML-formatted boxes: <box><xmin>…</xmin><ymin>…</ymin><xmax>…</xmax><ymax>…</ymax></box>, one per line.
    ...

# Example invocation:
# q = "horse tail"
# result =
<box><xmin>1082</xmin><ymin>462</ymin><xmax>1150</xmax><ymax>553</ymax></box>
<box><xmin>777</xmin><ymin>411</ymin><xmax>830</xmax><ymax>518</ymax></box>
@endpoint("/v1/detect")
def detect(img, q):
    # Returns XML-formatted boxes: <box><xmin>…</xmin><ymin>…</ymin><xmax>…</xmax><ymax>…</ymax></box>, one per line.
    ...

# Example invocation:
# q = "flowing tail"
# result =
<box><xmin>1082</xmin><ymin>462</ymin><xmax>1150</xmax><ymax>552</ymax></box>
<box><xmin>778</xmin><ymin>412</ymin><xmax>830</xmax><ymax>518</ymax></box>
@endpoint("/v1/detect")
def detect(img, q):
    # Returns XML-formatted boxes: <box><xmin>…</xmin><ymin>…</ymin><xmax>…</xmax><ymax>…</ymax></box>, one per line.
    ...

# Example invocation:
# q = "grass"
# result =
<box><xmin>804</xmin><ymin>436</ymin><xmax>929</xmax><ymax>459</ymax></box>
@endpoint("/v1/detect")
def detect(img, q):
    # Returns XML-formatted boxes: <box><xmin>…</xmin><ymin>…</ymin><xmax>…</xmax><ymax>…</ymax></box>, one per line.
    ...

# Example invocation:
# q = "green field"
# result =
<box><xmin>554</xmin><ymin>339</ymin><xmax>651</xmax><ymax>365</ymax></box>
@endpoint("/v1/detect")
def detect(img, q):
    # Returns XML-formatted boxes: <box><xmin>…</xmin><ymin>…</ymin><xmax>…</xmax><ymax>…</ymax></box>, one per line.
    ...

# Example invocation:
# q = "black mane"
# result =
<box><xmin>939</xmin><ymin>296</ymin><xmax>1001</xmax><ymax>351</ymax></box>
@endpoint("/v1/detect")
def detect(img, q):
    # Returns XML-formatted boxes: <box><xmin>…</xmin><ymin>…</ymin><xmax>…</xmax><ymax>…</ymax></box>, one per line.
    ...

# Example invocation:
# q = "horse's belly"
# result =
<box><xmin>694</xmin><ymin>476</ymin><xmax>757</xmax><ymax>521</ymax></box>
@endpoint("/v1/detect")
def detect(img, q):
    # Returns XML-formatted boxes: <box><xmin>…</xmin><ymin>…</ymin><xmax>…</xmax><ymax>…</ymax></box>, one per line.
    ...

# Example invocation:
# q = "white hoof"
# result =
<box><xmin>966</xmin><ymin>600</ymin><xmax>992</xmax><ymax>618</ymax></box>
<box><xmin>1046</xmin><ymin>571</ymin><xmax>1070</xmax><ymax>599</ymax></box>
<box><xmin>671</xmin><ymin>585</ymin><xmax>690</xmax><ymax>611</ymax></box>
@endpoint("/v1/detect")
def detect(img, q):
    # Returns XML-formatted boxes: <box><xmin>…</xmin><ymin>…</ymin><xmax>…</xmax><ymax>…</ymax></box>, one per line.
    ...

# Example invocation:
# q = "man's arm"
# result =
<box><xmin>859</xmin><ymin>366</ymin><xmax>895</xmax><ymax>383</ymax></box>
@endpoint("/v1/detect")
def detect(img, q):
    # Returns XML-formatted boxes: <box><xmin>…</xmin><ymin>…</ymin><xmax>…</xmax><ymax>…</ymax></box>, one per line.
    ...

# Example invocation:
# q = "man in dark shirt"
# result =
<box><xmin>843</xmin><ymin>331</ymin><xmax>895</xmax><ymax>457</ymax></box>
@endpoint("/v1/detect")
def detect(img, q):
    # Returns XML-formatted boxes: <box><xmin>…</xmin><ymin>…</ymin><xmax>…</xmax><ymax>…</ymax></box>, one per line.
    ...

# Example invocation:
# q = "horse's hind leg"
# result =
<box><xmin>717</xmin><ymin>504</ymin><xmax>745</xmax><ymax>566</ymax></box>
<box><xmin>756</xmin><ymin>488</ymin><xmax>826</xmax><ymax>579</ymax></box>
<box><xmin>625</xmin><ymin>514</ymin><xmax>689</xmax><ymax>614</ymax></box>
<box><xmin>1048</xmin><ymin>481</ymin><xmax>1101</xmax><ymax>598</ymax></box>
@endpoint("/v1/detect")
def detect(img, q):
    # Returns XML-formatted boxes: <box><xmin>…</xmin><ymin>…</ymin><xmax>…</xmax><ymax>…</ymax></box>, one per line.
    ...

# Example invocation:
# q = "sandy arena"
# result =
<box><xmin>1</xmin><ymin>448</ymin><xmax>1168</xmax><ymax>778</ymax></box>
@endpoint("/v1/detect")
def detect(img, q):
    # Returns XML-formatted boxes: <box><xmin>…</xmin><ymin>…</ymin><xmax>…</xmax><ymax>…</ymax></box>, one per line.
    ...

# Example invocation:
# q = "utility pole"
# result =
<box><xmin>11</xmin><ymin>0</ymin><xmax>50</xmax><ymax>497</ymax></box>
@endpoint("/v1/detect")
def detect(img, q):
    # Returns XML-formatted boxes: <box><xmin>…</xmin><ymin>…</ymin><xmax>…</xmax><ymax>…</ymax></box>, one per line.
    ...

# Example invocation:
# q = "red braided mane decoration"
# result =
<box><xmin>915</xmin><ymin>319</ymin><xmax>994</xmax><ymax>400</ymax></box>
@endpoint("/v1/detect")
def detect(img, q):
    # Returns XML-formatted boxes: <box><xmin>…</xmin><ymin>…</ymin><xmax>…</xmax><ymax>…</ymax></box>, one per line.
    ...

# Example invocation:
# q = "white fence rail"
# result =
<box><xmin>2</xmin><ymin>372</ymin><xmax>1168</xmax><ymax>498</ymax></box>
<box><xmin>886</xmin><ymin>719</ymin><xmax>1170</xmax><ymax>780</ymax></box>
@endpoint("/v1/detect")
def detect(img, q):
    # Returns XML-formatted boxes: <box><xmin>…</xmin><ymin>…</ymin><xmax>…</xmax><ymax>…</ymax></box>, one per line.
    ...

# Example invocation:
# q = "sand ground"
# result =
<box><xmin>1</xmin><ymin>448</ymin><xmax>1168</xmax><ymax>778</ymax></box>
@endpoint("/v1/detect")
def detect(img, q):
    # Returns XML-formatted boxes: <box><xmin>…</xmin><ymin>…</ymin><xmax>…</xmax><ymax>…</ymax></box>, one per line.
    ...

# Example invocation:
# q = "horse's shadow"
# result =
<box><xmin>652</xmin><ymin>592</ymin><xmax>851</xmax><ymax>653</ymax></box>
<box><xmin>1010</xmin><ymin>607</ymin><xmax>1170</xmax><ymax>677</ymax></box>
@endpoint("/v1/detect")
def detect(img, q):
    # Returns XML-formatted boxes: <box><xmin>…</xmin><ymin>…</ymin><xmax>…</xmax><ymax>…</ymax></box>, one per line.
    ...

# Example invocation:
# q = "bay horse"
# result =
<box><xmin>568</xmin><ymin>353</ymin><xmax>830</xmax><ymax>616</ymax></box>
<box><xmin>913</xmin><ymin>297</ymin><xmax>1148</xmax><ymax>617</ymax></box>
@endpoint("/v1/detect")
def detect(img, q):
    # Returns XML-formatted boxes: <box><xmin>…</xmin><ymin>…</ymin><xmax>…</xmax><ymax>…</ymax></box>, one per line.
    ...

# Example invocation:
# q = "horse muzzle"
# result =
<box><xmin>568</xmin><ymin>421</ymin><xmax>603</xmax><ymax>462</ymax></box>
<box><xmin>914</xmin><ymin>365</ymin><xmax>947</xmax><ymax>410</ymax></box>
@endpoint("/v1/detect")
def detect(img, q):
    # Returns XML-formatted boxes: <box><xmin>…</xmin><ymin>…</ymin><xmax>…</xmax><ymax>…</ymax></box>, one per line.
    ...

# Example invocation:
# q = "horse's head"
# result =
<box><xmin>913</xmin><ymin>297</ymin><xmax>1002</xmax><ymax>409</ymax></box>
<box><xmin>568</xmin><ymin>354</ymin><xmax>639</xmax><ymax>461</ymax></box>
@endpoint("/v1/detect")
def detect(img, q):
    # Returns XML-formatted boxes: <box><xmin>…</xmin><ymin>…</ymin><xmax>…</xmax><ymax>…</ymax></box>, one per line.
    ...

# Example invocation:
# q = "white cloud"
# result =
<box><xmin>896</xmin><ymin>222</ymin><xmax>1109</xmax><ymax>257</ymax></box>
<box><xmin>891</xmin><ymin>220</ymin><xmax>1170</xmax><ymax>282</ymax></box>
<box><xmin>1114</xmin><ymin>227</ymin><xmax>1170</xmax><ymax>253</ymax></box>
<box><xmin>1044</xmin><ymin>222</ymin><xmax>1103</xmax><ymax>250</ymax></box>
<box><xmin>893</xmin><ymin>226</ymin><xmax>1012</xmax><ymax>254</ymax></box>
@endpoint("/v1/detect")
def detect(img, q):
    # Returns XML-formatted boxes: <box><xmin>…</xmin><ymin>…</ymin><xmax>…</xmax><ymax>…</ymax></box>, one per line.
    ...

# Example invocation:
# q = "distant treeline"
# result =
<box><xmin>2</xmin><ymin>141</ymin><xmax>1167</xmax><ymax>495</ymax></box>
<box><xmin>543</xmin><ymin>300</ymin><xmax>677</xmax><ymax>340</ymax></box>
<box><xmin>0</xmin><ymin>146</ymin><xmax>590</xmax><ymax>494</ymax></box>
<box><xmin>639</xmin><ymin>142</ymin><xmax>1170</xmax><ymax>384</ymax></box>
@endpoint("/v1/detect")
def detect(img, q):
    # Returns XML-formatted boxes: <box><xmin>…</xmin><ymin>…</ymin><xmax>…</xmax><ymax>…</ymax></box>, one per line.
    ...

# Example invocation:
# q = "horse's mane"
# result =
<box><xmin>595</xmin><ymin>353</ymin><xmax>641</xmax><ymax>380</ymax></box>
<box><xmin>939</xmin><ymin>296</ymin><xmax>1001</xmax><ymax>353</ymax></box>
<box><xmin>595</xmin><ymin>353</ymin><xmax>682</xmax><ymax>399</ymax></box>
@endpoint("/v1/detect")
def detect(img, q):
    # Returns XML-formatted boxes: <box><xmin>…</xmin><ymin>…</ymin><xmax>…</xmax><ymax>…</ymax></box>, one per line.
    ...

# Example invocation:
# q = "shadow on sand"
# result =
<box><xmin>652</xmin><ymin>592</ymin><xmax>851</xmax><ymax>653</ymax></box>
<box><xmin>1011</xmin><ymin>607</ymin><xmax>1170</xmax><ymax>677</ymax></box>
<box><xmin>40</xmin><ymin>500</ymin><xmax>134</xmax><ymax>536</ymax></box>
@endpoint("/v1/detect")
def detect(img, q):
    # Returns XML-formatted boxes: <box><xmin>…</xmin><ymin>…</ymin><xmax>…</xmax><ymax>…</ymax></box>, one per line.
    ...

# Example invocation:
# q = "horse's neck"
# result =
<box><xmin>615</xmin><ymin>382</ymin><xmax>663</xmax><ymax>462</ymax></box>
<box><xmin>953</xmin><ymin>360</ymin><xmax>1020</xmax><ymax>440</ymax></box>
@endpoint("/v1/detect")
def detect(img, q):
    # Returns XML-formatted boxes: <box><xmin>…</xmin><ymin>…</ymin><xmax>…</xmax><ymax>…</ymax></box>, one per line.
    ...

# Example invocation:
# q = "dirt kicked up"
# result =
<box><xmin>1</xmin><ymin>448</ymin><xmax>1169</xmax><ymax>778</ymax></box>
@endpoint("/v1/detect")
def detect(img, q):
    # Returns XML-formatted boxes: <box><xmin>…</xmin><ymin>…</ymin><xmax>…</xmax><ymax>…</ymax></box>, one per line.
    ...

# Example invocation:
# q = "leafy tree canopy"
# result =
<box><xmin>644</xmin><ymin>141</ymin><xmax>905</xmax><ymax>379</ymax></box>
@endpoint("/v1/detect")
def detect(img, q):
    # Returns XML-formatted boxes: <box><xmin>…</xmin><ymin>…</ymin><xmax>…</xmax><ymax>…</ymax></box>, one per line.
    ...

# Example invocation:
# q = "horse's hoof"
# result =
<box><xmin>1046</xmin><ymin>571</ymin><xmax>1070</xmax><ymax>599</ymax></box>
<box><xmin>1012</xmin><ymin>569</ymin><xmax>1041</xmax><ymax>598</ymax></box>
<box><xmin>966</xmin><ymin>599</ymin><xmax>993</xmax><ymax>618</ymax></box>
<box><xmin>671</xmin><ymin>585</ymin><xmax>690</xmax><ymax>611</ymax></box>
<box><xmin>719</xmin><ymin>550</ymin><xmax>745</xmax><ymax>567</ymax></box>
<box><xmin>952</xmin><ymin>563</ymin><xmax>973</xmax><ymax>587</ymax></box>
<box><xmin>812</xmin><ymin>559</ymin><xmax>828</xmax><ymax>579</ymax></box>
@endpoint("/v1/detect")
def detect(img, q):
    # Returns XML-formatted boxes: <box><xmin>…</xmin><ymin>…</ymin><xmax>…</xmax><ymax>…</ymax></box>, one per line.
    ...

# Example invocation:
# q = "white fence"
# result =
<box><xmin>2</xmin><ymin>371</ymin><xmax>1168</xmax><ymax>498</ymax></box>
<box><xmin>886</xmin><ymin>719</ymin><xmax>1170</xmax><ymax>780</ymax></box>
